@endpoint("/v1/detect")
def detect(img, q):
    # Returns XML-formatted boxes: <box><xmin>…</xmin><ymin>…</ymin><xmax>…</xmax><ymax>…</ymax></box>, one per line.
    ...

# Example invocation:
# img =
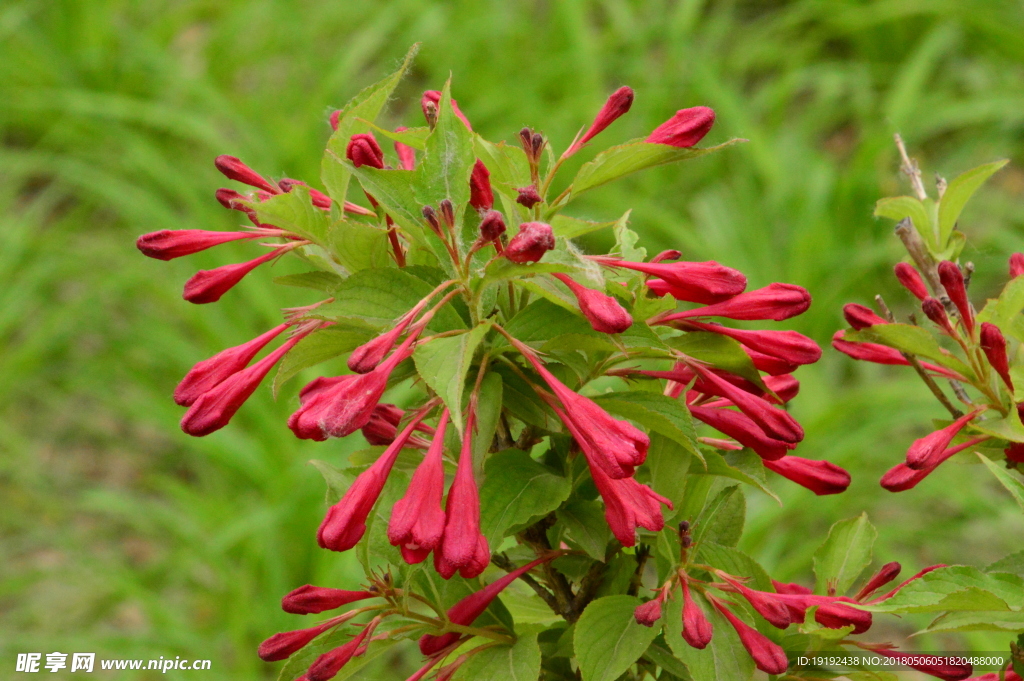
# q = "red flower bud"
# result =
<box><xmin>587</xmin><ymin>456</ymin><xmax>670</xmax><ymax>547</ymax></box>
<box><xmin>633</xmin><ymin>594</ymin><xmax>664</xmax><ymax>627</ymax></box>
<box><xmin>136</xmin><ymin>229</ymin><xmax>261</xmax><ymax>261</ymax></box>
<box><xmin>663</xmin><ymin>283</ymin><xmax>811</xmax><ymax>322</ymax></box>
<box><xmin>516</xmin><ymin>185</ymin><xmax>543</xmax><ymax>208</ymax></box>
<box><xmin>565</xmin><ymin>86</ymin><xmax>634</xmax><ymax>158</ymax></box>
<box><xmin>745</xmin><ymin>348</ymin><xmax>799</xmax><ymax>376</ymax></box>
<box><xmin>651</xmin><ymin>249</ymin><xmax>683</xmax><ymax>263</ymax></box>
<box><xmin>684</xmin><ymin>322</ymin><xmax>820</xmax><ymax>365</ymax></box>
<box><xmin>646</xmin><ymin>106</ymin><xmax>716</xmax><ymax>148</ymax></box>
<box><xmin>180</xmin><ymin>334</ymin><xmax>302</xmax><ymax>436</ymax></box>
<box><xmin>854</xmin><ymin>562</ymin><xmax>902</xmax><ymax>601</ymax></box>
<box><xmin>478</xmin><ymin>210</ymin><xmax>506</xmax><ymax>242</ymax></box>
<box><xmin>183</xmin><ymin>249</ymin><xmax>282</xmax><ymax>304</ymax></box>
<box><xmin>1010</xmin><ymin>253</ymin><xmax>1024</xmax><ymax>278</ymax></box>
<box><xmin>905</xmin><ymin>409</ymin><xmax>981</xmax><ymax>469</ymax></box>
<box><xmin>1006</xmin><ymin>442</ymin><xmax>1024</xmax><ymax>464</ymax></box>
<box><xmin>882</xmin><ymin>437</ymin><xmax>988</xmax><ymax>492</ymax></box>
<box><xmin>922</xmin><ymin>296</ymin><xmax>957</xmax><ymax>336</ymax></box>
<box><xmin>771</xmin><ymin>580</ymin><xmax>812</xmax><ymax>596</ymax></box>
<box><xmin>421</xmin><ymin>90</ymin><xmax>472</xmax><ymax>129</ymax></box>
<box><xmin>688</xmin><ymin>404</ymin><xmax>794</xmax><ymax>461</ymax></box>
<box><xmin>843</xmin><ymin>303</ymin><xmax>887</xmax><ymax>329</ymax></box>
<box><xmin>388</xmin><ymin>410</ymin><xmax>450</xmax><ymax>564</ymax></box>
<box><xmin>681</xmin><ymin>580</ymin><xmax>713</xmax><ymax>650</ymax></box>
<box><xmin>306</xmin><ymin>623</ymin><xmax>373</xmax><ymax>681</ymax></box>
<box><xmin>317</xmin><ymin>409</ymin><xmax>430</xmax><ymax>552</ymax></box>
<box><xmin>869</xmin><ymin>564</ymin><xmax>947</xmax><ymax>602</ymax></box>
<box><xmin>764</xmin><ymin>374</ymin><xmax>800</xmax><ymax>403</ymax></box>
<box><xmin>394</xmin><ymin>127</ymin><xmax>416</xmax><ymax>170</ymax></box>
<box><xmin>435</xmin><ymin>409</ymin><xmax>489</xmax><ymax>579</ymax></box>
<box><xmin>281</xmin><ymin>585</ymin><xmax>377</xmax><ymax>615</ymax></box>
<box><xmin>348</xmin><ymin>325</ymin><xmax>406</xmax><ymax>374</ymax></box>
<box><xmin>215</xmin><ymin>155</ymin><xmax>277</xmax><ymax>193</ymax></box>
<box><xmin>175</xmin><ymin>323</ymin><xmax>289</xmax><ymax>406</ymax></box>
<box><xmin>687</xmin><ymin>363</ymin><xmax>803</xmax><ymax>443</ymax></box>
<box><xmin>361</xmin><ymin>403</ymin><xmax>432</xmax><ymax>448</ymax></box>
<box><xmin>553</xmin><ymin>273</ymin><xmax>633</xmax><ymax>334</ymax></box>
<box><xmin>346</xmin><ymin>133</ymin><xmax>384</xmax><ymax>169</ymax></box>
<box><xmin>469</xmin><ymin>160</ymin><xmax>493</xmax><ymax>212</ymax></box>
<box><xmin>258</xmin><ymin>618</ymin><xmax>340</xmax><ymax>661</ymax></box>
<box><xmin>832</xmin><ymin>331</ymin><xmax>964</xmax><ymax>379</ymax></box>
<box><xmin>763</xmin><ymin>456</ymin><xmax>851</xmax><ymax>495</ymax></box>
<box><xmin>419</xmin><ymin>556</ymin><xmax>554</xmax><ymax>656</ymax></box>
<box><xmin>874</xmin><ymin>649</ymin><xmax>971</xmax><ymax>680</ymax></box>
<box><xmin>980</xmin><ymin>322</ymin><xmax>1013</xmax><ymax>390</ymax></box>
<box><xmin>894</xmin><ymin>263</ymin><xmax>929</xmax><ymax>300</ymax></box>
<box><xmin>716</xmin><ymin>574</ymin><xmax>791</xmax><ymax>629</ymax></box>
<box><xmin>600</xmin><ymin>258</ymin><xmax>745</xmax><ymax>304</ymax></box>
<box><xmin>712</xmin><ymin>599</ymin><xmax>789</xmax><ymax>675</ymax></box>
<box><xmin>505</xmin><ymin>222</ymin><xmax>555</xmax><ymax>263</ymax></box>
<box><xmin>938</xmin><ymin>261</ymin><xmax>974</xmax><ymax>333</ymax></box>
<box><xmin>766</xmin><ymin>592</ymin><xmax>872</xmax><ymax>633</ymax></box>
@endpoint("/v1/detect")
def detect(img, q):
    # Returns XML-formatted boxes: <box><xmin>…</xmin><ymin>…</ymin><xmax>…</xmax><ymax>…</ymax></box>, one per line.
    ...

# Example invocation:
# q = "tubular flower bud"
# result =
<box><xmin>765</xmin><ymin>592</ymin><xmax>872</xmax><ymax>634</ymax></box>
<box><xmin>598</xmin><ymin>257</ymin><xmax>746</xmax><ymax>304</ymax></box>
<box><xmin>711</xmin><ymin>599</ymin><xmax>789</xmax><ymax>675</ymax></box>
<box><xmin>881</xmin><ymin>437</ymin><xmax>989</xmax><ymax>491</ymax></box>
<box><xmin>745</xmin><ymin>348</ymin><xmax>799</xmax><ymax>376</ymax></box>
<box><xmin>258</xmin><ymin>618</ymin><xmax>344</xmax><ymax>662</ymax></box>
<box><xmin>979</xmin><ymin>322</ymin><xmax>1013</xmax><ymax>390</ymax></box>
<box><xmin>634</xmin><ymin>586</ymin><xmax>668</xmax><ymax>627</ymax></box>
<box><xmin>215</xmin><ymin>155</ymin><xmax>278</xmax><ymax>193</ymax></box>
<box><xmin>478</xmin><ymin>210</ymin><xmax>506</xmax><ymax>242</ymax></box>
<box><xmin>316</xmin><ymin>409</ymin><xmax>430</xmax><ymax>552</ymax></box>
<box><xmin>651</xmin><ymin>249</ymin><xmax>683</xmax><ymax>263</ymax></box>
<box><xmin>505</xmin><ymin>222</ymin><xmax>555</xmax><ymax>263</ymax></box>
<box><xmin>663</xmin><ymin>283</ymin><xmax>811</xmax><ymax>322</ymax></box>
<box><xmin>180</xmin><ymin>334</ymin><xmax>303</xmax><ymax>436</ymax></box>
<box><xmin>421</xmin><ymin>90</ymin><xmax>472</xmax><ymax>129</ymax></box>
<box><xmin>646</xmin><ymin>106</ymin><xmax>716</xmax><ymax>148</ymax></box>
<box><xmin>680</xmin><ymin>322</ymin><xmax>821</xmax><ymax>366</ymax></box>
<box><xmin>183</xmin><ymin>249</ymin><xmax>282</xmax><ymax>304</ymax></box>
<box><xmin>869</xmin><ymin>564</ymin><xmax>947</xmax><ymax>603</ymax></box>
<box><xmin>435</xmin><ymin>410</ymin><xmax>489</xmax><ymax>579</ymax></box>
<box><xmin>388</xmin><ymin>410</ymin><xmax>450</xmax><ymax>564</ymax></box>
<box><xmin>418</xmin><ymin>556</ymin><xmax>555</xmax><ymax>656</ymax></box>
<box><xmin>281</xmin><ymin>585</ymin><xmax>377</xmax><ymax>615</ymax></box>
<box><xmin>516</xmin><ymin>185</ymin><xmax>543</xmax><ymax>208</ymax></box>
<box><xmin>565</xmin><ymin>86</ymin><xmax>635</xmax><ymax>158</ymax></box>
<box><xmin>873</xmin><ymin>649</ymin><xmax>971</xmax><ymax>681</ymax></box>
<box><xmin>687</xmin><ymin>363</ymin><xmax>803</xmax><ymax>443</ymax></box>
<box><xmin>681</xmin><ymin>580</ymin><xmax>713</xmax><ymax>650</ymax></box>
<box><xmin>175</xmin><ymin>323</ymin><xmax>290</xmax><ymax>406</ymax></box>
<box><xmin>136</xmin><ymin>230</ymin><xmax>262</xmax><ymax>261</ymax></box>
<box><xmin>716</xmin><ymin>575</ymin><xmax>791</xmax><ymax>629</ymax></box>
<box><xmin>552</xmin><ymin>273</ymin><xmax>633</xmax><ymax>334</ymax></box>
<box><xmin>348</xmin><ymin>317</ymin><xmax>417</xmax><ymax>374</ymax></box>
<box><xmin>843</xmin><ymin>303</ymin><xmax>888</xmax><ymax>329</ymax></box>
<box><xmin>771</xmin><ymin>580</ymin><xmax>812</xmax><ymax>596</ymax></box>
<box><xmin>394</xmin><ymin>127</ymin><xmax>416</xmax><ymax>170</ymax></box>
<box><xmin>938</xmin><ymin>261</ymin><xmax>973</xmax><ymax>333</ymax></box>
<box><xmin>922</xmin><ymin>296</ymin><xmax>957</xmax><ymax>336</ymax></box>
<box><xmin>763</xmin><ymin>456</ymin><xmax>851</xmax><ymax>495</ymax></box>
<box><xmin>1010</xmin><ymin>253</ymin><xmax>1024</xmax><ymax>278</ymax></box>
<box><xmin>688</xmin><ymin>404</ymin><xmax>794</xmax><ymax>461</ymax></box>
<box><xmin>894</xmin><ymin>263</ymin><xmax>929</xmax><ymax>300</ymax></box>
<box><xmin>832</xmin><ymin>331</ymin><xmax>964</xmax><ymax>379</ymax></box>
<box><xmin>905</xmin><ymin>409</ymin><xmax>982</xmax><ymax>469</ymax></box>
<box><xmin>469</xmin><ymin>160</ymin><xmax>493</xmax><ymax>212</ymax></box>
<box><xmin>361</xmin><ymin>404</ymin><xmax>433</xmax><ymax>448</ymax></box>
<box><xmin>854</xmin><ymin>562</ymin><xmax>902</xmax><ymax>601</ymax></box>
<box><xmin>586</xmin><ymin>454</ymin><xmax>671</xmax><ymax>547</ymax></box>
<box><xmin>764</xmin><ymin>374</ymin><xmax>800</xmax><ymax>403</ymax></box>
<box><xmin>346</xmin><ymin>133</ymin><xmax>385</xmax><ymax>169</ymax></box>
<box><xmin>306</xmin><ymin>623</ymin><xmax>374</xmax><ymax>681</ymax></box>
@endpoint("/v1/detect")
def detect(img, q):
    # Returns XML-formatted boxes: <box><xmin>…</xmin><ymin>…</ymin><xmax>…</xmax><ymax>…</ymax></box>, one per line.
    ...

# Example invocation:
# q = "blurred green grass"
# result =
<box><xmin>2</xmin><ymin>0</ymin><xmax>1024</xmax><ymax>677</ymax></box>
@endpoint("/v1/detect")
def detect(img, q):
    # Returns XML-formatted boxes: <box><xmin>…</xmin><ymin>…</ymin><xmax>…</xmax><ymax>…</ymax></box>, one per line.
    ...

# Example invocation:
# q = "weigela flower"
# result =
<box><xmin>831</xmin><ymin>331</ymin><xmax>964</xmax><ymax>380</ymax></box>
<box><xmin>881</xmin><ymin>437</ymin><xmax>988</xmax><ymax>491</ymax></box>
<box><xmin>388</xmin><ymin>410</ymin><xmax>450</xmax><ymax>564</ymax></box>
<box><xmin>435</xmin><ymin>409</ymin><xmax>490</xmax><ymax>579</ymax></box>
<box><xmin>136</xmin><ymin>230</ymin><xmax>263</xmax><ymax>261</ymax></box>
<box><xmin>680</xmin><ymin>580</ymin><xmax>713</xmax><ymax>650</ymax></box>
<box><xmin>762</xmin><ymin>456</ymin><xmax>851</xmax><ymax>495</ymax></box>
<box><xmin>469</xmin><ymin>160</ymin><xmax>493</xmax><ymax>212</ymax></box>
<box><xmin>687</xmin><ymin>404</ymin><xmax>794</xmax><ymax>461</ymax></box>
<box><xmin>281</xmin><ymin>585</ymin><xmax>378</xmax><ymax>615</ymax></box>
<box><xmin>421</xmin><ymin>90</ymin><xmax>472</xmax><ymax>129</ymax></box>
<box><xmin>515</xmin><ymin>185</ymin><xmax>543</xmax><ymax>208</ymax></box>
<box><xmin>175</xmin><ymin>323</ymin><xmax>290</xmax><ymax>406</ymax></box>
<box><xmin>360</xmin><ymin>403</ymin><xmax>432</xmax><ymax>448</ymax></box>
<box><xmin>182</xmin><ymin>248</ymin><xmax>284</xmax><ymax>304</ymax></box>
<box><xmin>258</xmin><ymin>617</ymin><xmax>346</xmax><ymax>661</ymax></box>
<box><xmin>681</xmin><ymin>321</ymin><xmax>822</xmax><ymax>366</ymax></box>
<box><xmin>686</xmin><ymin>362</ymin><xmax>804</xmax><ymax>443</ymax></box>
<box><xmin>854</xmin><ymin>562</ymin><xmax>902</xmax><ymax>601</ymax></box>
<box><xmin>843</xmin><ymin>303</ymin><xmax>888</xmax><ymax>329</ymax></box>
<box><xmin>505</xmin><ymin>222</ymin><xmax>555</xmax><ymax>263</ymax></box>
<box><xmin>346</xmin><ymin>133</ymin><xmax>385</xmax><ymax>169</ymax></box>
<box><xmin>894</xmin><ymin>262</ymin><xmax>929</xmax><ymax>300</ymax></box>
<box><xmin>980</xmin><ymin>322</ymin><xmax>1013</xmax><ymax>390</ymax></box>
<box><xmin>587</xmin><ymin>455</ymin><xmax>671</xmax><ymax>547</ymax></box>
<box><xmin>394</xmin><ymin>127</ymin><xmax>417</xmax><ymax>170</ymax></box>
<box><xmin>306</xmin><ymin>621</ymin><xmax>375</xmax><ymax>681</ymax></box>
<box><xmin>552</xmin><ymin>273</ymin><xmax>633</xmax><ymax>334</ymax></box>
<box><xmin>646</xmin><ymin>106</ymin><xmax>716</xmax><ymax>148</ymax></box>
<box><xmin>711</xmin><ymin>598</ymin><xmax>789</xmax><ymax>675</ymax></box>
<box><xmin>633</xmin><ymin>585</ymin><xmax>668</xmax><ymax>627</ymax></box>
<box><xmin>938</xmin><ymin>261</ymin><xmax>973</xmax><ymax>333</ymax></box>
<box><xmin>478</xmin><ymin>210</ymin><xmax>506</xmax><ymax>242</ymax></box>
<box><xmin>596</xmin><ymin>257</ymin><xmax>745</xmax><ymax>304</ymax></box>
<box><xmin>564</xmin><ymin>85</ymin><xmax>634</xmax><ymax>158</ymax></box>
<box><xmin>922</xmin><ymin>296</ymin><xmax>957</xmax><ymax>337</ymax></box>
<box><xmin>905</xmin><ymin>409</ymin><xmax>982</xmax><ymax>469</ymax></box>
<box><xmin>215</xmin><ymin>155</ymin><xmax>278</xmax><ymax>193</ymax></box>
<box><xmin>661</xmin><ymin>283</ymin><xmax>811</xmax><ymax>322</ymax></box>
<box><xmin>715</xmin><ymin>573</ymin><xmax>792</xmax><ymax>629</ymax></box>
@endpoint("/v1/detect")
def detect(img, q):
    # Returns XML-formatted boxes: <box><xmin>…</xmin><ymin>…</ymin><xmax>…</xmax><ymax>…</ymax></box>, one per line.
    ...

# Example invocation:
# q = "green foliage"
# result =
<box><xmin>813</xmin><ymin>514</ymin><xmax>877</xmax><ymax>596</ymax></box>
<box><xmin>574</xmin><ymin>596</ymin><xmax>661</xmax><ymax>681</ymax></box>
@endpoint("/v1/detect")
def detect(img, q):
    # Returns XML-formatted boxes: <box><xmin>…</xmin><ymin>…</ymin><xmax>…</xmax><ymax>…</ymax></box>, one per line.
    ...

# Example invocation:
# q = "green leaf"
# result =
<box><xmin>698</xmin><ymin>450</ymin><xmax>780</xmax><ymax>503</ymax></box>
<box><xmin>309</xmin><ymin>459</ymin><xmax>352</xmax><ymax>504</ymax></box>
<box><xmin>696</xmin><ymin>543</ymin><xmax>773</xmax><ymax>591</ymax></box>
<box><xmin>664</xmin><ymin>586</ymin><xmax>755</xmax><ymax>681</ymax></box>
<box><xmin>665</xmin><ymin>332</ymin><xmax>765</xmax><ymax>387</ymax></box>
<box><xmin>557</xmin><ymin>499</ymin><xmax>612</xmax><ymax>561</ymax></box>
<box><xmin>414</xmin><ymin>80</ymin><xmax>476</xmax><ymax>210</ymax></box>
<box><xmin>473</xmin><ymin>136</ymin><xmax>532</xmax><ymax>199</ymax></box>
<box><xmin>491</xmin><ymin>364</ymin><xmax>562</xmax><ymax>432</ymax></box>
<box><xmin>479</xmin><ymin>450</ymin><xmax>572</xmax><ymax>550</ymax></box>
<box><xmin>977</xmin><ymin>276</ymin><xmax>1024</xmax><ymax>338</ymax></box>
<box><xmin>321</xmin><ymin>44</ymin><xmax>418</xmax><ymax>202</ymax></box>
<box><xmin>273</xmin><ymin>327</ymin><xmax>372</xmax><ymax>394</ymax></box>
<box><xmin>645</xmin><ymin>637</ymin><xmax>694</xmax><ymax>680</ymax></box>
<box><xmin>412</xmin><ymin>323</ymin><xmax>490</xmax><ymax>432</ymax></box>
<box><xmin>924</xmin><ymin>609</ymin><xmax>1024</xmax><ymax>634</ymax></box>
<box><xmin>278</xmin><ymin>634</ymin><xmax>397</xmax><ymax>681</ymax></box>
<box><xmin>571</xmin><ymin>139</ymin><xmax>745</xmax><ymax>198</ymax></box>
<box><xmin>643</xmin><ymin>434</ymin><xmax>692</xmax><ymax>516</ymax></box>
<box><xmin>551</xmin><ymin>214</ymin><xmax>617</xmax><ymax>240</ymax></box>
<box><xmin>874</xmin><ymin>196</ymin><xmax>933</xmax><ymax>245</ymax></box>
<box><xmin>612</xmin><ymin>209</ymin><xmax>645</xmax><ymax>261</ymax></box>
<box><xmin>273</xmin><ymin>270</ymin><xmax>343</xmax><ymax>292</ymax></box>
<box><xmin>345</xmin><ymin>166</ymin><xmax>430</xmax><ymax>248</ymax></box>
<box><xmin>252</xmin><ymin>186</ymin><xmax>330</xmax><ymax>243</ymax></box>
<box><xmin>574</xmin><ymin>595</ymin><xmax>662</xmax><ymax>681</ymax></box>
<box><xmin>474</xmin><ymin>372</ymin><xmax>503</xmax><ymax>460</ymax></box>
<box><xmin>503</xmin><ymin>298</ymin><xmax>604</xmax><ymax>346</ymax></box>
<box><xmin>318</xmin><ymin>268</ymin><xmax>465</xmax><ymax>331</ymax></box>
<box><xmin>977</xmin><ymin>453</ymin><xmax>1024</xmax><ymax>513</ymax></box>
<box><xmin>971</xmin><ymin>410</ymin><xmax>1024</xmax><ymax>444</ymax></box>
<box><xmin>454</xmin><ymin>629</ymin><xmax>542</xmax><ymax>681</ymax></box>
<box><xmin>937</xmin><ymin>160</ymin><xmax>1009</xmax><ymax>243</ymax></box>
<box><xmin>987</xmin><ymin>550</ymin><xmax>1024</xmax><ymax>577</ymax></box>
<box><xmin>477</xmin><ymin>258</ymin><xmax>584</xmax><ymax>292</ymax></box>
<box><xmin>867</xmin><ymin>565</ymin><xmax>1024</xmax><ymax>613</ymax></box>
<box><xmin>592</xmin><ymin>391</ymin><xmax>701</xmax><ymax>458</ymax></box>
<box><xmin>692</xmin><ymin>485</ymin><xmax>745</xmax><ymax>548</ymax></box>
<box><xmin>324</xmin><ymin>219</ymin><xmax>391</xmax><ymax>273</ymax></box>
<box><xmin>361</xmin><ymin>122</ymin><xmax>430</xmax><ymax>150</ymax></box>
<box><xmin>813</xmin><ymin>513</ymin><xmax>877</xmax><ymax>596</ymax></box>
<box><xmin>844</xmin><ymin>324</ymin><xmax>972</xmax><ymax>378</ymax></box>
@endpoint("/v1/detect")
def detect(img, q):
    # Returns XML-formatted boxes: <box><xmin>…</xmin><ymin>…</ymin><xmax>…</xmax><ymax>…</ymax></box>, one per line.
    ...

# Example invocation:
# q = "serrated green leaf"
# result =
<box><xmin>874</xmin><ymin>196</ymin><xmax>934</xmax><ymax>246</ymax></box>
<box><xmin>575</xmin><ymin>595</ymin><xmax>661</xmax><ymax>681</ymax></box>
<box><xmin>971</xmin><ymin>410</ymin><xmax>1024</xmax><ymax>444</ymax></box>
<box><xmin>987</xmin><ymin>550</ymin><xmax>1024</xmax><ymax>577</ymax></box>
<box><xmin>551</xmin><ymin>214</ymin><xmax>618</xmax><ymax>239</ymax></box>
<box><xmin>454</xmin><ymin>629</ymin><xmax>541</xmax><ymax>681</ymax></box>
<box><xmin>924</xmin><ymin>609</ymin><xmax>1024</xmax><ymax>634</ymax></box>
<box><xmin>412</xmin><ymin>323</ymin><xmax>490</xmax><ymax>433</ymax></box>
<box><xmin>345</xmin><ymin>166</ymin><xmax>430</xmax><ymax>247</ymax></box>
<box><xmin>592</xmin><ymin>391</ymin><xmax>701</xmax><ymax>458</ymax></box>
<box><xmin>938</xmin><ymin>160</ymin><xmax>1009</xmax><ymax>243</ymax></box>
<box><xmin>273</xmin><ymin>327</ymin><xmax>372</xmax><ymax>394</ymax></box>
<box><xmin>309</xmin><ymin>459</ymin><xmax>352</xmax><ymax>503</ymax></box>
<box><xmin>479</xmin><ymin>450</ymin><xmax>571</xmax><ymax>550</ymax></box>
<box><xmin>867</xmin><ymin>565</ymin><xmax>1024</xmax><ymax>613</ymax></box>
<box><xmin>360</xmin><ymin>122</ymin><xmax>430</xmax><ymax>150</ymax></box>
<box><xmin>273</xmin><ymin>270</ymin><xmax>344</xmax><ymax>292</ymax></box>
<box><xmin>491</xmin><ymin>364</ymin><xmax>562</xmax><ymax>431</ymax></box>
<box><xmin>977</xmin><ymin>276</ymin><xmax>1024</xmax><ymax>337</ymax></box>
<box><xmin>557</xmin><ymin>499</ymin><xmax>612</xmax><ymax>560</ymax></box>
<box><xmin>324</xmin><ymin>219</ymin><xmax>391</xmax><ymax>273</ymax></box>
<box><xmin>414</xmin><ymin>80</ymin><xmax>476</xmax><ymax>211</ymax></box>
<box><xmin>473</xmin><ymin>372</ymin><xmax>503</xmax><ymax>460</ymax></box>
<box><xmin>643</xmin><ymin>434</ymin><xmax>692</xmax><ymax>516</ymax></box>
<box><xmin>571</xmin><ymin>139</ymin><xmax>745</xmax><ymax>198</ymax></box>
<box><xmin>844</xmin><ymin>324</ymin><xmax>972</xmax><ymax>378</ymax></box>
<box><xmin>645</xmin><ymin>637</ymin><xmax>694</xmax><ymax>680</ymax></box>
<box><xmin>977</xmin><ymin>453</ymin><xmax>1024</xmax><ymax>513</ymax></box>
<box><xmin>252</xmin><ymin>186</ymin><xmax>330</xmax><ymax>243</ymax></box>
<box><xmin>318</xmin><ymin>268</ymin><xmax>465</xmax><ymax>331</ymax></box>
<box><xmin>813</xmin><ymin>513</ymin><xmax>876</xmax><ymax>596</ymax></box>
<box><xmin>693</xmin><ymin>485</ymin><xmax>745</xmax><ymax>548</ymax></box>
<box><xmin>665</xmin><ymin>332</ymin><xmax>765</xmax><ymax>387</ymax></box>
<box><xmin>612</xmin><ymin>209</ymin><xmax>645</xmax><ymax>261</ymax></box>
<box><xmin>664</xmin><ymin>586</ymin><xmax>755</xmax><ymax>681</ymax></box>
<box><xmin>696</xmin><ymin>450</ymin><xmax>780</xmax><ymax>503</ymax></box>
<box><xmin>503</xmin><ymin>298</ymin><xmax>603</xmax><ymax>347</ymax></box>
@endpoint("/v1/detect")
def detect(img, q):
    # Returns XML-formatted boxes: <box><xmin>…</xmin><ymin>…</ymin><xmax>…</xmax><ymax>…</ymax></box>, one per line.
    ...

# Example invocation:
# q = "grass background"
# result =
<box><xmin>2</xmin><ymin>0</ymin><xmax>1024</xmax><ymax>678</ymax></box>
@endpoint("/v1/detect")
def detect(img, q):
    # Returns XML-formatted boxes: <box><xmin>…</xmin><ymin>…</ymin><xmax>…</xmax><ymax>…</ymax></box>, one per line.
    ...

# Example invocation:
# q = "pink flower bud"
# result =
<box><xmin>634</xmin><ymin>596</ymin><xmax>664</xmax><ymax>627</ymax></box>
<box><xmin>716</xmin><ymin>574</ymin><xmax>791</xmax><ymax>629</ymax></box>
<box><xmin>421</xmin><ymin>90</ymin><xmax>472</xmax><ymax>129</ymax></box>
<box><xmin>687</xmin><ymin>363</ymin><xmax>803</xmax><ymax>443</ymax></box>
<box><xmin>764</xmin><ymin>374</ymin><xmax>800</xmax><ymax>403</ymax></box>
<box><xmin>980</xmin><ymin>322</ymin><xmax>1013</xmax><ymax>390</ymax></box>
<box><xmin>183</xmin><ymin>249</ymin><xmax>281</xmax><ymax>304</ymax></box>
<box><xmin>854</xmin><ymin>562</ymin><xmax>902</xmax><ymax>601</ymax></box>
<box><xmin>281</xmin><ymin>585</ymin><xmax>377</xmax><ymax>615</ymax></box>
<box><xmin>316</xmin><ymin>409</ymin><xmax>430</xmax><ymax>552</ymax></box>
<box><xmin>843</xmin><ymin>303</ymin><xmax>887</xmax><ymax>329</ymax></box>
<box><xmin>922</xmin><ymin>296</ymin><xmax>957</xmax><ymax>336</ymax></box>
<box><xmin>681</xmin><ymin>580</ymin><xmax>713</xmax><ymax>650</ymax></box>
<box><xmin>306</xmin><ymin>623</ymin><xmax>373</xmax><ymax>681</ymax></box>
<box><xmin>346</xmin><ymin>133</ymin><xmax>384</xmax><ymax>169</ymax></box>
<box><xmin>516</xmin><ymin>185</ymin><xmax>543</xmax><ymax>208</ymax></box>
<box><xmin>215</xmin><ymin>155</ymin><xmax>278</xmax><ymax>193</ymax></box>
<box><xmin>565</xmin><ymin>86</ymin><xmax>635</xmax><ymax>157</ymax></box>
<box><xmin>905</xmin><ymin>409</ymin><xmax>981</xmax><ymax>469</ymax></box>
<box><xmin>744</xmin><ymin>348</ymin><xmax>799</xmax><ymax>376</ymax></box>
<box><xmin>938</xmin><ymin>261</ymin><xmax>973</xmax><ymax>333</ymax></box>
<box><xmin>688</xmin><ymin>404</ymin><xmax>794</xmax><ymax>461</ymax></box>
<box><xmin>137</xmin><ymin>230</ymin><xmax>260</xmax><ymax>261</ymax></box>
<box><xmin>435</xmin><ymin>409</ymin><xmax>489</xmax><ymax>579</ymax></box>
<box><xmin>763</xmin><ymin>456</ymin><xmax>851</xmax><ymax>495</ymax></box>
<box><xmin>713</xmin><ymin>599</ymin><xmax>788</xmax><ymax>675</ymax></box>
<box><xmin>771</xmin><ymin>580</ymin><xmax>812</xmax><ymax>596</ymax></box>
<box><xmin>180</xmin><ymin>335</ymin><xmax>302</xmax><ymax>436</ymax></box>
<box><xmin>894</xmin><ymin>263</ymin><xmax>929</xmax><ymax>300</ymax></box>
<box><xmin>1010</xmin><ymin>253</ymin><xmax>1024</xmax><ymax>278</ymax></box>
<box><xmin>175</xmin><ymin>323</ymin><xmax>289</xmax><ymax>406</ymax></box>
<box><xmin>258</xmin><ymin>618</ymin><xmax>340</xmax><ymax>661</ymax></box>
<box><xmin>505</xmin><ymin>222</ymin><xmax>555</xmax><ymax>263</ymax></box>
<box><xmin>682</xmin><ymin>322</ymin><xmax>821</xmax><ymax>366</ymax></box>
<box><xmin>469</xmin><ymin>160</ymin><xmax>493</xmax><ymax>212</ymax></box>
<box><xmin>478</xmin><ymin>210</ymin><xmax>506</xmax><ymax>242</ymax></box>
<box><xmin>663</xmin><ymin>283</ymin><xmax>811</xmax><ymax>322</ymax></box>
<box><xmin>869</xmin><ymin>564</ymin><xmax>947</xmax><ymax>602</ymax></box>
<box><xmin>393</xmin><ymin>127</ymin><xmax>416</xmax><ymax>170</ymax></box>
<box><xmin>552</xmin><ymin>273</ymin><xmax>633</xmax><ymax>334</ymax></box>
<box><xmin>646</xmin><ymin>106</ymin><xmax>715</xmax><ymax>148</ymax></box>
<box><xmin>602</xmin><ymin>258</ymin><xmax>745</xmax><ymax>304</ymax></box>
<box><xmin>882</xmin><ymin>437</ymin><xmax>988</xmax><ymax>492</ymax></box>
<box><xmin>348</xmin><ymin>325</ymin><xmax>407</xmax><ymax>374</ymax></box>
<box><xmin>832</xmin><ymin>331</ymin><xmax>964</xmax><ymax>379</ymax></box>
<box><xmin>419</xmin><ymin>556</ymin><xmax>555</xmax><ymax>656</ymax></box>
<box><xmin>388</xmin><ymin>410</ymin><xmax>450</xmax><ymax>564</ymax></box>
<box><xmin>651</xmin><ymin>249</ymin><xmax>683</xmax><ymax>263</ymax></box>
<box><xmin>587</xmin><ymin>456</ymin><xmax>670</xmax><ymax>547</ymax></box>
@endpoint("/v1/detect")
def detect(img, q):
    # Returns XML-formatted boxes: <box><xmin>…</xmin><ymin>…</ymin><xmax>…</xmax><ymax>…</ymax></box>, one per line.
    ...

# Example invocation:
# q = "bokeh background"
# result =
<box><xmin>2</xmin><ymin>0</ymin><xmax>1024</xmax><ymax>678</ymax></box>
